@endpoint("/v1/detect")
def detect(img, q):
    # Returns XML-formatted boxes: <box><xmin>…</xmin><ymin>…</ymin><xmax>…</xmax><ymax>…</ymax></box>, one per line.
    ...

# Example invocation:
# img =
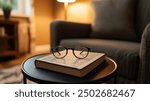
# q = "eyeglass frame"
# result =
<box><xmin>51</xmin><ymin>46</ymin><xmax>91</xmax><ymax>59</ymax></box>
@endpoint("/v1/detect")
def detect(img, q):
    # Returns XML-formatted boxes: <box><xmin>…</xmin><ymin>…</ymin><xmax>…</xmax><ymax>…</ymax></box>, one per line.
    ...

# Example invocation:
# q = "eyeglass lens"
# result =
<box><xmin>52</xmin><ymin>46</ymin><xmax>67</xmax><ymax>59</ymax></box>
<box><xmin>73</xmin><ymin>46</ymin><xmax>89</xmax><ymax>59</ymax></box>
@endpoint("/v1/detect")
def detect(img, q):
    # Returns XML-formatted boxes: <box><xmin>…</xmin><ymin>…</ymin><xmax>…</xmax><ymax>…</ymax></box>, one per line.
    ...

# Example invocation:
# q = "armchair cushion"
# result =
<box><xmin>61</xmin><ymin>39</ymin><xmax>140</xmax><ymax>80</ymax></box>
<box><xmin>91</xmin><ymin>0</ymin><xmax>138</xmax><ymax>42</ymax></box>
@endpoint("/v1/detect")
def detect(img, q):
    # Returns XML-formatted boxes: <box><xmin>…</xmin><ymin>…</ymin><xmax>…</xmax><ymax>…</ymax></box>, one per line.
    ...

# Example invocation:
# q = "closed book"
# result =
<box><xmin>35</xmin><ymin>50</ymin><xmax>105</xmax><ymax>77</ymax></box>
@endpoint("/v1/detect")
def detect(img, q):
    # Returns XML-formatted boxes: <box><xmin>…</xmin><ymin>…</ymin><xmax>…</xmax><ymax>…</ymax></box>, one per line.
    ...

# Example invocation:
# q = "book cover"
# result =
<box><xmin>35</xmin><ymin>50</ymin><xmax>105</xmax><ymax>77</ymax></box>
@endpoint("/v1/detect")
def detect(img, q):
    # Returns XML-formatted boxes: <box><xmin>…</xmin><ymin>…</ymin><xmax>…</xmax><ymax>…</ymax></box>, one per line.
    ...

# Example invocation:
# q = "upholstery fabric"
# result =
<box><xmin>135</xmin><ymin>0</ymin><xmax>150</xmax><ymax>41</ymax></box>
<box><xmin>91</xmin><ymin>0</ymin><xmax>138</xmax><ymax>41</ymax></box>
<box><xmin>60</xmin><ymin>39</ymin><xmax>140</xmax><ymax>80</ymax></box>
<box><xmin>50</xmin><ymin>20</ymin><xmax>91</xmax><ymax>48</ymax></box>
<box><xmin>117</xmin><ymin>76</ymin><xmax>136</xmax><ymax>84</ymax></box>
<box><xmin>139</xmin><ymin>23</ymin><xmax>150</xmax><ymax>83</ymax></box>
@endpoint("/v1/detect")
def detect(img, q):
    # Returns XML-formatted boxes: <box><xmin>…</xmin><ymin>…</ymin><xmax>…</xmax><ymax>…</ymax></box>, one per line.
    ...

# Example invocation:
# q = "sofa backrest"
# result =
<box><xmin>91</xmin><ymin>0</ymin><xmax>150</xmax><ymax>42</ymax></box>
<box><xmin>91</xmin><ymin>0</ymin><xmax>138</xmax><ymax>42</ymax></box>
<box><xmin>135</xmin><ymin>0</ymin><xmax>150</xmax><ymax>41</ymax></box>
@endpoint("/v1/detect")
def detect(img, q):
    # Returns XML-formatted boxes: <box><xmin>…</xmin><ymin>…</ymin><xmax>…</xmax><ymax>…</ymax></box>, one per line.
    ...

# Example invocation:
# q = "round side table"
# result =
<box><xmin>21</xmin><ymin>54</ymin><xmax>117</xmax><ymax>84</ymax></box>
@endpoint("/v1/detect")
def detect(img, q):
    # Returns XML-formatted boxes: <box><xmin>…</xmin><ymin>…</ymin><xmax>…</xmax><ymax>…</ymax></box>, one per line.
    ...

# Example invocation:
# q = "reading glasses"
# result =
<box><xmin>51</xmin><ymin>46</ymin><xmax>90</xmax><ymax>59</ymax></box>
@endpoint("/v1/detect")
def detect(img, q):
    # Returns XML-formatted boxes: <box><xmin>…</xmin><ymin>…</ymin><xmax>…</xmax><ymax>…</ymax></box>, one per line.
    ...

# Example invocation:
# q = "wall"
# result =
<box><xmin>53</xmin><ymin>0</ymin><xmax>93</xmax><ymax>23</ymax></box>
<box><xmin>34</xmin><ymin>0</ymin><xmax>92</xmax><ymax>46</ymax></box>
<box><xmin>34</xmin><ymin>0</ymin><xmax>53</xmax><ymax>45</ymax></box>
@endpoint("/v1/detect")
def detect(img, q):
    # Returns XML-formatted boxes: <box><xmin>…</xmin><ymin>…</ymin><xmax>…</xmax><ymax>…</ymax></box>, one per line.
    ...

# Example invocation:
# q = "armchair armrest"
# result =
<box><xmin>50</xmin><ymin>20</ymin><xmax>91</xmax><ymax>47</ymax></box>
<box><xmin>138</xmin><ymin>23</ymin><xmax>150</xmax><ymax>83</ymax></box>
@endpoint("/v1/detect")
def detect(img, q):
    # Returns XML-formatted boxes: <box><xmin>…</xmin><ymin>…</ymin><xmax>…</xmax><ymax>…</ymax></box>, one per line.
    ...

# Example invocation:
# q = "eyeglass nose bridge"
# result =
<box><xmin>66</xmin><ymin>47</ymin><xmax>90</xmax><ymax>59</ymax></box>
<box><xmin>66</xmin><ymin>47</ymin><xmax>74</xmax><ymax>50</ymax></box>
<box><xmin>65</xmin><ymin>48</ymin><xmax>76</xmax><ymax>57</ymax></box>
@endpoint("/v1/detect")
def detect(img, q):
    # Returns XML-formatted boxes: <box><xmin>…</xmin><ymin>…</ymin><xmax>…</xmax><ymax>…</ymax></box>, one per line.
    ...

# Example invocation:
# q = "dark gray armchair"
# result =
<box><xmin>50</xmin><ymin>0</ymin><xmax>150</xmax><ymax>83</ymax></box>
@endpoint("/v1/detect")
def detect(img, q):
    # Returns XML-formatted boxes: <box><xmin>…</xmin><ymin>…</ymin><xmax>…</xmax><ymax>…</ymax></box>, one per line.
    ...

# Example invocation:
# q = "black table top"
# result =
<box><xmin>21</xmin><ymin>54</ymin><xmax>117</xmax><ymax>84</ymax></box>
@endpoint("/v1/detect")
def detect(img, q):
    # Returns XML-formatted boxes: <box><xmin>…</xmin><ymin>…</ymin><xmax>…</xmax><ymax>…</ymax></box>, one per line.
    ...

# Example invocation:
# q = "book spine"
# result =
<box><xmin>35</xmin><ymin>60</ymin><xmax>82</xmax><ymax>77</ymax></box>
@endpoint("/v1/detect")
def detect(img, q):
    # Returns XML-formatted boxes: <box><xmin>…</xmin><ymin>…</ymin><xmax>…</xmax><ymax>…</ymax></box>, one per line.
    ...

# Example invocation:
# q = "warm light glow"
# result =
<box><xmin>55</xmin><ymin>0</ymin><xmax>92</xmax><ymax>23</ymax></box>
<box><xmin>57</xmin><ymin>0</ymin><xmax>76</xmax><ymax>20</ymax></box>
<box><xmin>67</xmin><ymin>3</ymin><xmax>92</xmax><ymax>23</ymax></box>
<box><xmin>57</xmin><ymin>0</ymin><xmax>76</xmax><ymax>3</ymax></box>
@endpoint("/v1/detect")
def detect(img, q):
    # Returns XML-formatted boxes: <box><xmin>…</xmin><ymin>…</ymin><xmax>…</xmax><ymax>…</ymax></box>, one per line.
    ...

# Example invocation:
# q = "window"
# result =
<box><xmin>0</xmin><ymin>0</ymin><xmax>31</xmax><ymax>17</ymax></box>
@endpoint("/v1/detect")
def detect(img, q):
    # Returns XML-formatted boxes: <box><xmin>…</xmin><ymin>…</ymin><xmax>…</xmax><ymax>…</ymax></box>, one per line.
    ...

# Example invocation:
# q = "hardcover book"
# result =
<box><xmin>35</xmin><ymin>50</ymin><xmax>106</xmax><ymax>77</ymax></box>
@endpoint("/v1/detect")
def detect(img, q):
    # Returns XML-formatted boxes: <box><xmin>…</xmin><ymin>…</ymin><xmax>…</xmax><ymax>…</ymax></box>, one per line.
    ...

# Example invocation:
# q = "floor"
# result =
<box><xmin>0</xmin><ymin>49</ymin><xmax>49</xmax><ymax>69</ymax></box>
